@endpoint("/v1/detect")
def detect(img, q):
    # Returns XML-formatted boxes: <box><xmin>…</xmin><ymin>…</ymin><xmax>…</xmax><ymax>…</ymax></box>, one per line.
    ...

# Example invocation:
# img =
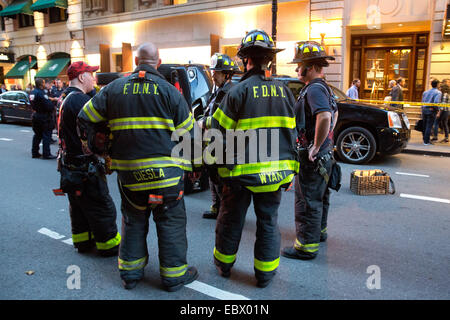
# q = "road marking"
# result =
<box><xmin>20</xmin><ymin>130</ymin><xmax>30</xmax><ymax>133</ymax></box>
<box><xmin>0</xmin><ymin>138</ymin><xmax>13</xmax><ymax>141</ymax></box>
<box><xmin>38</xmin><ymin>227</ymin><xmax>66</xmax><ymax>240</ymax></box>
<box><xmin>395</xmin><ymin>172</ymin><xmax>430</xmax><ymax>178</ymax></box>
<box><xmin>185</xmin><ymin>280</ymin><xmax>250</xmax><ymax>300</ymax></box>
<box><xmin>400</xmin><ymin>193</ymin><xmax>450</xmax><ymax>204</ymax></box>
<box><xmin>62</xmin><ymin>238</ymin><xmax>73</xmax><ymax>245</ymax></box>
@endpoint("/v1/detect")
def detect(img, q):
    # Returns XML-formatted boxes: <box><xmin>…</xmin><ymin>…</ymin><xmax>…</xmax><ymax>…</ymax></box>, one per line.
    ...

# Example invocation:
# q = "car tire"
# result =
<box><xmin>336</xmin><ymin>126</ymin><xmax>377</xmax><ymax>164</ymax></box>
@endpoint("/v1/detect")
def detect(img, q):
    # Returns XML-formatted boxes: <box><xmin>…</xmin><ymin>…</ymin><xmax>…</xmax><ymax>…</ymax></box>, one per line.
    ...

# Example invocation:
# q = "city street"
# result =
<box><xmin>0</xmin><ymin>122</ymin><xmax>449</xmax><ymax>301</ymax></box>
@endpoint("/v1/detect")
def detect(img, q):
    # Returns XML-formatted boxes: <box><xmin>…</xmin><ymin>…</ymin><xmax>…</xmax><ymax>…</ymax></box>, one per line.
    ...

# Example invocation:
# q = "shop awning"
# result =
<box><xmin>0</xmin><ymin>0</ymin><xmax>33</xmax><ymax>17</ymax></box>
<box><xmin>35</xmin><ymin>57</ymin><xmax>70</xmax><ymax>78</ymax></box>
<box><xmin>30</xmin><ymin>0</ymin><xmax>68</xmax><ymax>12</ymax></box>
<box><xmin>5</xmin><ymin>58</ymin><xmax>37</xmax><ymax>79</ymax></box>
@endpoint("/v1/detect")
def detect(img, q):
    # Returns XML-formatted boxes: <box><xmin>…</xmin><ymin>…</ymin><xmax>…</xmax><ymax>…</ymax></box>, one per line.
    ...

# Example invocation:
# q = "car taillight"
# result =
<box><xmin>388</xmin><ymin>111</ymin><xmax>403</xmax><ymax>129</ymax></box>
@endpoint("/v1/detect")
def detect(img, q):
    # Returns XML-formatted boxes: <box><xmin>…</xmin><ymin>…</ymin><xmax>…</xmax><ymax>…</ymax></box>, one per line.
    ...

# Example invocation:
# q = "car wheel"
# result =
<box><xmin>336</xmin><ymin>126</ymin><xmax>377</xmax><ymax>164</ymax></box>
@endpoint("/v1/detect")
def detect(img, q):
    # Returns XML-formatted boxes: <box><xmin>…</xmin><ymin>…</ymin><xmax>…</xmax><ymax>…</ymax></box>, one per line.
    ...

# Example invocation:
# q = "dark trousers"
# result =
<box><xmin>422</xmin><ymin>111</ymin><xmax>437</xmax><ymax>144</ymax></box>
<box><xmin>118</xmin><ymin>180</ymin><xmax>188</xmax><ymax>285</ymax></box>
<box><xmin>433</xmin><ymin>110</ymin><xmax>449</xmax><ymax>138</ymax></box>
<box><xmin>67</xmin><ymin>172</ymin><xmax>119</xmax><ymax>253</ymax></box>
<box><xmin>214</xmin><ymin>184</ymin><xmax>282</xmax><ymax>282</ymax></box>
<box><xmin>294</xmin><ymin>157</ymin><xmax>332</xmax><ymax>257</ymax></box>
<box><xmin>32</xmin><ymin>118</ymin><xmax>52</xmax><ymax>157</ymax></box>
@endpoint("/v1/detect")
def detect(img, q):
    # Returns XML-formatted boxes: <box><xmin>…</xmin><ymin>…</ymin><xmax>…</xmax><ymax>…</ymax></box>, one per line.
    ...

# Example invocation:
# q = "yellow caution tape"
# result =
<box><xmin>353</xmin><ymin>99</ymin><xmax>450</xmax><ymax>108</ymax></box>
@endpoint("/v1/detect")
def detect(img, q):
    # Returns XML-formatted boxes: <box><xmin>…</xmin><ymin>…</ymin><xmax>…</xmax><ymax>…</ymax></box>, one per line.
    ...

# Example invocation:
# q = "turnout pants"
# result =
<box><xmin>67</xmin><ymin>171</ymin><xmax>120</xmax><ymax>254</ymax></box>
<box><xmin>214</xmin><ymin>184</ymin><xmax>282</xmax><ymax>283</ymax></box>
<box><xmin>294</xmin><ymin>156</ymin><xmax>333</xmax><ymax>257</ymax></box>
<box><xmin>208</xmin><ymin>177</ymin><xmax>222</xmax><ymax>214</ymax></box>
<box><xmin>118</xmin><ymin>179</ymin><xmax>188</xmax><ymax>286</ymax></box>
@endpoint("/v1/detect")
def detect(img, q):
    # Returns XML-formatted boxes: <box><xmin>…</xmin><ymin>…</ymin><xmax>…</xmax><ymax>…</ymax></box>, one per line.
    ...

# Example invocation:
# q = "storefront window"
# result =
<box><xmin>49</xmin><ymin>7</ymin><xmax>68</xmax><ymax>23</ymax></box>
<box><xmin>18</xmin><ymin>14</ymin><xmax>34</xmax><ymax>28</ymax></box>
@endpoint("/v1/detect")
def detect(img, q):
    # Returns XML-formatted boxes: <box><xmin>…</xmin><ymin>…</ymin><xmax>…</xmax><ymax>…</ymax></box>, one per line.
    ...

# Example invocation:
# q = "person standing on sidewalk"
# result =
<box><xmin>434</xmin><ymin>81</ymin><xmax>449</xmax><ymax>143</ymax></box>
<box><xmin>345</xmin><ymin>79</ymin><xmax>360</xmax><ymax>100</ymax></box>
<box><xmin>421</xmin><ymin>79</ymin><xmax>442</xmax><ymax>145</ymax></box>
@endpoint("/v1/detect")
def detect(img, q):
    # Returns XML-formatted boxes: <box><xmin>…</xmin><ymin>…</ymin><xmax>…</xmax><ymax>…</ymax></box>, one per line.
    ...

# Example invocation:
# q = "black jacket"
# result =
<box><xmin>210</xmin><ymin>68</ymin><xmax>299</xmax><ymax>192</ymax></box>
<box><xmin>78</xmin><ymin>64</ymin><xmax>195</xmax><ymax>191</ymax></box>
<box><xmin>30</xmin><ymin>87</ymin><xmax>54</xmax><ymax>114</ymax></box>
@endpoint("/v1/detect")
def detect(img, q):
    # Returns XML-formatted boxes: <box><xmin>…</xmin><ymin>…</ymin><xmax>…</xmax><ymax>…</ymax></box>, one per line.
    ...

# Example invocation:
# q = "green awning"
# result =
<box><xmin>30</xmin><ymin>0</ymin><xmax>68</xmax><ymax>12</ymax></box>
<box><xmin>5</xmin><ymin>58</ymin><xmax>37</xmax><ymax>79</ymax></box>
<box><xmin>35</xmin><ymin>57</ymin><xmax>70</xmax><ymax>78</ymax></box>
<box><xmin>0</xmin><ymin>0</ymin><xmax>33</xmax><ymax>17</ymax></box>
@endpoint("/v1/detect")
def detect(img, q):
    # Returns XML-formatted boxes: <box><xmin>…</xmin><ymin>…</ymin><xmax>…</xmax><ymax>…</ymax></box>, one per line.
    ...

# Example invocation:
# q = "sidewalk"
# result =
<box><xmin>402</xmin><ymin>129</ymin><xmax>450</xmax><ymax>157</ymax></box>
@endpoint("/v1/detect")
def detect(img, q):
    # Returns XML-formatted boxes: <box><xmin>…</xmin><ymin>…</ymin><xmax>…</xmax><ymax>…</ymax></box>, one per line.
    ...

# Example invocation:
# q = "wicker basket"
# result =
<box><xmin>350</xmin><ymin>169</ymin><xmax>395</xmax><ymax>195</ymax></box>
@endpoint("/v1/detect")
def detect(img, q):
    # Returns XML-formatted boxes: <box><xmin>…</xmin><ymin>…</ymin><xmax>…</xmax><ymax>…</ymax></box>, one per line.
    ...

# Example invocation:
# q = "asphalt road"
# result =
<box><xmin>0</xmin><ymin>122</ymin><xmax>449</xmax><ymax>301</ymax></box>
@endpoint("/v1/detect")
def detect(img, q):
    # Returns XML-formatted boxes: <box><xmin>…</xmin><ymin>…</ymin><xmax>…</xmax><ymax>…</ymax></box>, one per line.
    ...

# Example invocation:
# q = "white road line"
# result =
<box><xmin>38</xmin><ymin>227</ymin><xmax>66</xmax><ymax>240</ymax></box>
<box><xmin>62</xmin><ymin>238</ymin><xmax>73</xmax><ymax>245</ymax></box>
<box><xmin>185</xmin><ymin>280</ymin><xmax>250</xmax><ymax>300</ymax></box>
<box><xmin>400</xmin><ymin>193</ymin><xmax>450</xmax><ymax>204</ymax></box>
<box><xmin>0</xmin><ymin>138</ymin><xmax>13</xmax><ymax>141</ymax></box>
<box><xmin>395</xmin><ymin>172</ymin><xmax>430</xmax><ymax>178</ymax></box>
<box><xmin>20</xmin><ymin>130</ymin><xmax>30</xmax><ymax>133</ymax></box>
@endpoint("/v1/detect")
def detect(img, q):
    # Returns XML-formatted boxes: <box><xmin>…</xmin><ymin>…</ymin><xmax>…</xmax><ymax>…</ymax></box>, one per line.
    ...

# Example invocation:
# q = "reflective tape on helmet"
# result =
<box><xmin>160</xmin><ymin>264</ymin><xmax>188</xmax><ymax>278</ymax></box>
<box><xmin>96</xmin><ymin>232</ymin><xmax>121</xmax><ymax>250</ymax></box>
<box><xmin>214</xmin><ymin>247</ymin><xmax>236</xmax><ymax>264</ymax></box>
<box><xmin>254</xmin><ymin>257</ymin><xmax>280</xmax><ymax>272</ymax></box>
<box><xmin>294</xmin><ymin>238</ymin><xmax>319</xmax><ymax>253</ymax></box>
<box><xmin>118</xmin><ymin>256</ymin><xmax>148</xmax><ymax>271</ymax></box>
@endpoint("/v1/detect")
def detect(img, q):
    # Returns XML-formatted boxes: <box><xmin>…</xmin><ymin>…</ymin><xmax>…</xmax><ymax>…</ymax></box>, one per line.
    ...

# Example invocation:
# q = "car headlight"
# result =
<box><xmin>388</xmin><ymin>111</ymin><xmax>403</xmax><ymax>129</ymax></box>
<box><xmin>401</xmin><ymin>113</ymin><xmax>410</xmax><ymax>130</ymax></box>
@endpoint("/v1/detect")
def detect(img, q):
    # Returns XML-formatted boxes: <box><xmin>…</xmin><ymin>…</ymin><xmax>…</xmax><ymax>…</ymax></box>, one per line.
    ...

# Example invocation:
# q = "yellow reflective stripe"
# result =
<box><xmin>214</xmin><ymin>247</ymin><xmax>236</xmax><ymax>264</ymax></box>
<box><xmin>254</xmin><ymin>257</ymin><xmax>280</xmax><ymax>272</ymax></box>
<box><xmin>212</xmin><ymin>108</ymin><xmax>236</xmax><ymax>129</ymax></box>
<box><xmin>206</xmin><ymin>116</ymin><xmax>212</xmax><ymax>129</ymax></box>
<box><xmin>175</xmin><ymin>113</ymin><xmax>194</xmax><ymax>131</ymax></box>
<box><xmin>236</xmin><ymin>116</ymin><xmax>296</xmax><ymax>130</ymax></box>
<box><xmin>96</xmin><ymin>232</ymin><xmax>121</xmax><ymax>250</ymax></box>
<box><xmin>218</xmin><ymin>160</ymin><xmax>299</xmax><ymax>178</ymax></box>
<box><xmin>118</xmin><ymin>256</ymin><xmax>148</xmax><ymax>271</ymax></box>
<box><xmin>321</xmin><ymin>227</ymin><xmax>327</xmax><ymax>233</ymax></box>
<box><xmin>72</xmin><ymin>232</ymin><xmax>90</xmax><ymax>243</ymax></box>
<box><xmin>109</xmin><ymin>117</ymin><xmax>175</xmax><ymax>131</ymax></box>
<box><xmin>111</xmin><ymin>157</ymin><xmax>192</xmax><ymax>171</ymax></box>
<box><xmin>246</xmin><ymin>174</ymin><xmax>295</xmax><ymax>193</ymax></box>
<box><xmin>123</xmin><ymin>176</ymin><xmax>181</xmax><ymax>191</ymax></box>
<box><xmin>82</xmin><ymin>100</ymin><xmax>106</xmax><ymax>123</ymax></box>
<box><xmin>160</xmin><ymin>264</ymin><xmax>188</xmax><ymax>278</ymax></box>
<box><xmin>294</xmin><ymin>239</ymin><xmax>319</xmax><ymax>252</ymax></box>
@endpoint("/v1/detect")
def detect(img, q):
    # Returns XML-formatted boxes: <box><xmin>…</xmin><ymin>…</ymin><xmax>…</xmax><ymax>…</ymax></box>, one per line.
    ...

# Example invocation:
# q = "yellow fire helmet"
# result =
<box><xmin>290</xmin><ymin>41</ymin><xmax>335</xmax><ymax>64</ymax></box>
<box><xmin>237</xmin><ymin>29</ymin><xmax>284</xmax><ymax>59</ymax></box>
<box><xmin>210</xmin><ymin>53</ymin><xmax>242</xmax><ymax>73</ymax></box>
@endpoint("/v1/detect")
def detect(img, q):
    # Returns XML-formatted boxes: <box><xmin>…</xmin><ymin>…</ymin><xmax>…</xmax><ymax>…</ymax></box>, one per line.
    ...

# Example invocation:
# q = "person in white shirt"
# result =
<box><xmin>346</xmin><ymin>79</ymin><xmax>360</xmax><ymax>99</ymax></box>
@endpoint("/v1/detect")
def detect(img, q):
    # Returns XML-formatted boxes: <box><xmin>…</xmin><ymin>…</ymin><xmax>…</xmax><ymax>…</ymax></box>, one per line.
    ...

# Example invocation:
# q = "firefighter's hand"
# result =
<box><xmin>197</xmin><ymin>119</ymin><xmax>204</xmax><ymax>129</ymax></box>
<box><xmin>308</xmin><ymin>145</ymin><xmax>320</xmax><ymax>162</ymax></box>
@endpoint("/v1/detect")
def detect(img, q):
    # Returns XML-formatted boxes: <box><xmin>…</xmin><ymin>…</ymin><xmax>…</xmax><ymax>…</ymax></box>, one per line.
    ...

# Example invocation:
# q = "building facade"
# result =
<box><xmin>1</xmin><ymin>0</ymin><xmax>449</xmax><ymax>109</ymax></box>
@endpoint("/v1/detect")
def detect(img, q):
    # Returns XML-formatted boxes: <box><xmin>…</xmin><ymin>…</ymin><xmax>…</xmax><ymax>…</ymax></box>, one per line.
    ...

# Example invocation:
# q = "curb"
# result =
<box><xmin>402</xmin><ymin>148</ymin><xmax>450</xmax><ymax>157</ymax></box>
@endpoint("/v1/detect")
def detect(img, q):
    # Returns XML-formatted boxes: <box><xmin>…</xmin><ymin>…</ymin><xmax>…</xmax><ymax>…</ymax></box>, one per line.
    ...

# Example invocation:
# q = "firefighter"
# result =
<box><xmin>199</xmin><ymin>53</ymin><xmax>241</xmax><ymax>219</ymax></box>
<box><xmin>77</xmin><ymin>42</ymin><xmax>198</xmax><ymax>292</ymax></box>
<box><xmin>30</xmin><ymin>78</ymin><xmax>57</xmax><ymax>159</ymax></box>
<box><xmin>281</xmin><ymin>41</ymin><xmax>338</xmax><ymax>260</ymax></box>
<box><xmin>57</xmin><ymin>61</ymin><xmax>120</xmax><ymax>256</ymax></box>
<box><xmin>210</xmin><ymin>29</ymin><xmax>298</xmax><ymax>288</ymax></box>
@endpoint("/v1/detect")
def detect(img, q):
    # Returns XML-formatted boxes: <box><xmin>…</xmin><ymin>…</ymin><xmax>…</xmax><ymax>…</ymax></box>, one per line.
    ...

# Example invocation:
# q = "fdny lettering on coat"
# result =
<box><xmin>123</xmin><ymin>83</ymin><xmax>159</xmax><ymax>95</ymax></box>
<box><xmin>258</xmin><ymin>171</ymin><xmax>285</xmax><ymax>184</ymax></box>
<box><xmin>133</xmin><ymin>168</ymin><xmax>165</xmax><ymax>182</ymax></box>
<box><xmin>252</xmin><ymin>85</ymin><xmax>286</xmax><ymax>99</ymax></box>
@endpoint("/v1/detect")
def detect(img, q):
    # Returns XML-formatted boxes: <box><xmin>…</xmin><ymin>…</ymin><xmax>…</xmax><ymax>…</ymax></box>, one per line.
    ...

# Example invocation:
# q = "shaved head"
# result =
<box><xmin>136</xmin><ymin>42</ymin><xmax>160</xmax><ymax>68</ymax></box>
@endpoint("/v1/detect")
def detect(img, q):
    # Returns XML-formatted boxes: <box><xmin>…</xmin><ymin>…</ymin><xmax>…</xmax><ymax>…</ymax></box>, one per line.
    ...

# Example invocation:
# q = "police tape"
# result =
<box><xmin>353</xmin><ymin>99</ymin><xmax>450</xmax><ymax>109</ymax></box>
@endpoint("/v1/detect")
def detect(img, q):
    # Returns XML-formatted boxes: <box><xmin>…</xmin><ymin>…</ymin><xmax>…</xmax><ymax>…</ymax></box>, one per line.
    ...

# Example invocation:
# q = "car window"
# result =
<box><xmin>188</xmin><ymin>66</ymin><xmax>212</xmax><ymax>103</ymax></box>
<box><xmin>329</xmin><ymin>85</ymin><xmax>348</xmax><ymax>101</ymax></box>
<box><xmin>17</xmin><ymin>92</ymin><xmax>28</xmax><ymax>102</ymax></box>
<box><xmin>1</xmin><ymin>92</ymin><xmax>18</xmax><ymax>101</ymax></box>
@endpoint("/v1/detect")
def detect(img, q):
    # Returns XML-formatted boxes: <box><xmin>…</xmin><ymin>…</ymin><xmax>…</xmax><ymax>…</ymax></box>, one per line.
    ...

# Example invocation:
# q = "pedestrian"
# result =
<box><xmin>281</xmin><ymin>40</ymin><xmax>338</xmax><ymax>260</ymax></box>
<box><xmin>77</xmin><ymin>42</ymin><xmax>198</xmax><ymax>292</ymax></box>
<box><xmin>30</xmin><ymin>78</ymin><xmax>56</xmax><ymax>159</ymax></box>
<box><xmin>346</xmin><ymin>78</ymin><xmax>360</xmax><ymax>99</ymax></box>
<box><xmin>50</xmin><ymin>79</ymin><xmax>65</xmax><ymax>104</ymax></box>
<box><xmin>210</xmin><ymin>29</ymin><xmax>298</xmax><ymax>288</ymax></box>
<box><xmin>391</xmin><ymin>77</ymin><xmax>404</xmax><ymax>108</ymax></box>
<box><xmin>57</xmin><ymin>61</ymin><xmax>120</xmax><ymax>256</ymax></box>
<box><xmin>198</xmin><ymin>53</ymin><xmax>241</xmax><ymax>219</ymax></box>
<box><xmin>432</xmin><ymin>81</ymin><xmax>449</xmax><ymax>143</ymax></box>
<box><xmin>421</xmin><ymin>79</ymin><xmax>442</xmax><ymax>145</ymax></box>
<box><xmin>1</xmin><ymin>83</ymin><xmax>8</xmax><ymax>93</ymax></box>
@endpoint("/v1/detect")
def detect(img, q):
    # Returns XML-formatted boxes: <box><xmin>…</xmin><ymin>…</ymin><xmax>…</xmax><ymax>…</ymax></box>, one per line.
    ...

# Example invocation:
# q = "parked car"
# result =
<box><xmin>277</xmin><ymin>77</ymin><xmax>411</xmax><ymax>164</ymax></box>
<box><xmin>0</xmin><ymin>90</ymin><xmax>33</xmax><ymax>123</ymax></box>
